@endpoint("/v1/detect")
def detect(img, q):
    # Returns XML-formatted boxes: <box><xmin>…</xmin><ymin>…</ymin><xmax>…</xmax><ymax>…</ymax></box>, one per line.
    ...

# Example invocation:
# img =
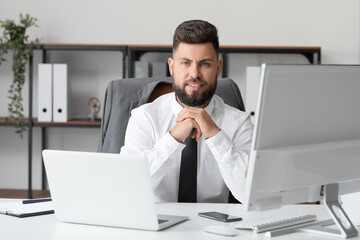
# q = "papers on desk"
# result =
<box><xmin>0</xmin><ymin>198</ymin><xmax>54</xmax><ymax>218</ymax></box>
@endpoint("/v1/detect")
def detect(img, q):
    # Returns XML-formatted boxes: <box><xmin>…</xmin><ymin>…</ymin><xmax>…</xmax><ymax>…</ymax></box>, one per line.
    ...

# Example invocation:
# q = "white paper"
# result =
<box><xmin>0</xmin><ymin>199</ymin><xmax>54</xmax><ymax>217</ymax></box>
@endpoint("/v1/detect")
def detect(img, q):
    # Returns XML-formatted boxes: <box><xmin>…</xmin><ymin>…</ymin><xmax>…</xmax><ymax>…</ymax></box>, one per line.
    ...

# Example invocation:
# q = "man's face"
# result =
<box><xmin>168</xmin><ymin>42</ymin><xmax>223</xmax><ymax>107</ymax></box>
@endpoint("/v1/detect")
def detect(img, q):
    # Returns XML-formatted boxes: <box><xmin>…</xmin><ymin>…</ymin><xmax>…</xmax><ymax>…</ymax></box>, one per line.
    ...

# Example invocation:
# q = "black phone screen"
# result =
<box><xmin>198</xmin><ymin>211</ymin><xmax>242</xmax><ymax>222</ymax></box>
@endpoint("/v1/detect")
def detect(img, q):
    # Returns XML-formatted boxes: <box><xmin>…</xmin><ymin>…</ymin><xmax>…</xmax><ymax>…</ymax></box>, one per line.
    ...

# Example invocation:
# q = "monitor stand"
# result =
<box><xmin>266</xmin><ymin>183</ymin><xmax>359</xmax><ymax>238</ymax></box>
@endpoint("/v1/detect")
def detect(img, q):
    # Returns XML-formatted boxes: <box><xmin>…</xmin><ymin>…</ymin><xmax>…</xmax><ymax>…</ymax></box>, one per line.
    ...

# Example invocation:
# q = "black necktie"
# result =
<box><xmin>178</xmin><ymin>134</ymin><xmax>197</xmax><ymax>202</ymax></box>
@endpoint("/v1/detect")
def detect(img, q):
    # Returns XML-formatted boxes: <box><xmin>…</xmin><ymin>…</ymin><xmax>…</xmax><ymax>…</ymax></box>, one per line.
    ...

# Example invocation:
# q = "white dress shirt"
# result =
<box><xmin>120</xmin><ymin>92</ymin><xmax>253</xmax><ymax>203</ymax></box>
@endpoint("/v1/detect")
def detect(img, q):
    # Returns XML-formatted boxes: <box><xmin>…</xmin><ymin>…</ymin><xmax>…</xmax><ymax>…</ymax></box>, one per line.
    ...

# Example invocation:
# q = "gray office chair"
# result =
<box><xmin>97</xmin><ymin>77</ymin><xmax>245</xmax><ymax>153</ymax></box>
<box><xmin>97</xmin><ymin>77</ymin><xmax>245</xmax><ymax>203</ymax></box>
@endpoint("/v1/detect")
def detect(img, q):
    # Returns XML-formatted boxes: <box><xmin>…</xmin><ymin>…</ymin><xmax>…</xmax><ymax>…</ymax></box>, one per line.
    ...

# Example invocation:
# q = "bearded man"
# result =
<box><xmin>120</xmin><ymin>20</ymin><xmax>253</xmax><ymax>203</ymax></box>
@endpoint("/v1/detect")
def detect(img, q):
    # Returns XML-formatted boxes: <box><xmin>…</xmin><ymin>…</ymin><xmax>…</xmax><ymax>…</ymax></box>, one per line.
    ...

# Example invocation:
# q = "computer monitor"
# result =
<box><xmin>244</xmin><ymin>64</ymin><xmax>360</xmax><ymax>238</ymax></box>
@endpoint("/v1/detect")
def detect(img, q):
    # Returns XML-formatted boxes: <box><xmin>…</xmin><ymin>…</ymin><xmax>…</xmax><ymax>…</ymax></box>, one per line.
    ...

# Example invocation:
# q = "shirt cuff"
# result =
<box><xmin>205</xmin><ymin>130</ymin><xmax>232</xmax><ymax>161</ymax></box>
<box><xmin>155</xmin><ymin>131</ymin><xmax>186</xmax><ymax>157</ymax></box>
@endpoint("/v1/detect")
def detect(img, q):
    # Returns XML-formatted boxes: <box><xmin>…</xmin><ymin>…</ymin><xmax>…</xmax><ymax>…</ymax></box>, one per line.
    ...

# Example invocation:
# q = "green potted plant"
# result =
<box><xmin>0</xmin><ymin>13</ymin><xmax>40</xmax><ymax>138</ymax></box>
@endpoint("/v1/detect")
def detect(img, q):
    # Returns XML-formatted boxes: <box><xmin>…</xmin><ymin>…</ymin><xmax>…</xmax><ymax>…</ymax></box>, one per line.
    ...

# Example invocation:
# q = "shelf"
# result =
<box><xmin>0</xmin><ymin>117</ymin><xmax>30</xmax><ymax>126</ymax></box>
<box><xmin>127</xmin><ymin>44</ymin><xmax>172</xmax><ymax>49</ymax></box>
<box><xmin>219</xmin><ymin>45</ymin><xmax>321</xmax><ymax>50</ymax></box>
<box><xmin>35</xmin><ymin>43</ymin><xmax>127</xmax><ymax>51</ymax></box>
<box><xmin>0</xmin><ymin>189</ymin><xmax>50</xmax><ymax>199</ymax></box>
<box><xmin>0</xmin><ymin>117</ymin><xmax>100</xmax><ymax>128</ymax></box>
<box><xmin>34</xmin><ymin>118</ymin><xmax>101</xmax><ymax>128</ymax></box>
<box><xmin>126</xmin><ymin>44</ymin><xmax>321</xmax><ymax>50</ymax></box>
<box><xmin>127</xmin><ymin>45</ymin><xmax>321</xmax><ymax>77</ymax></box>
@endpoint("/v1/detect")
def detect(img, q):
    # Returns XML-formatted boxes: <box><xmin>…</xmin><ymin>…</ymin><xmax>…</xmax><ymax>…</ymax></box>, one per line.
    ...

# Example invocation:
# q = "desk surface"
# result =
<box><xmin>0</xmin><ymin>201</ymin><xmax>358</xmax><ymax>240</ymax></box>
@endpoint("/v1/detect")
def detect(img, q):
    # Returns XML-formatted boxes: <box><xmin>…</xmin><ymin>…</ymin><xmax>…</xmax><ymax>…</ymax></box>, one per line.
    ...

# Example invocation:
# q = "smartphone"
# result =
<box><xmin>198</xmin><ymin>211</ymin><xmax>242</xmax><ymax>222</ymax></box>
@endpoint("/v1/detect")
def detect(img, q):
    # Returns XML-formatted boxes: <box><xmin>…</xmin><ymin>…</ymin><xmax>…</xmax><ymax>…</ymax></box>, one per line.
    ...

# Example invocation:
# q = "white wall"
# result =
<box><xmin>0</xmin><ymin>0</ymin><xmax>359</xmax><ymax>189</ymax></box>
<box><xmin>1</xmin><ymin>0</ymin><xmax>358</xmax><ymax>63</ymax></box>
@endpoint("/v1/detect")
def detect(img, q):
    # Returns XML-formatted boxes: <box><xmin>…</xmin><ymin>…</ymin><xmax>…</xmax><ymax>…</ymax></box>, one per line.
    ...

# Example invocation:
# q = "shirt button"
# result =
<box><xmin>215</xmin><ymin>142</ymin><xmax>220</xmax><ymax>147</ymax></box>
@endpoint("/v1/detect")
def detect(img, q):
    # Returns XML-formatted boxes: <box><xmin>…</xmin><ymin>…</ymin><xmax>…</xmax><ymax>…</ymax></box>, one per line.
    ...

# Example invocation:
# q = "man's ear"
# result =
<box><xmin>217</xmin><ymin>58</ymin><xmax>223</xmax><ymax>77</ymax></box>
<box><xmin>168</xmin><ymin>58</ymin><xmax>174</xmax><ymax>75</ymax></box>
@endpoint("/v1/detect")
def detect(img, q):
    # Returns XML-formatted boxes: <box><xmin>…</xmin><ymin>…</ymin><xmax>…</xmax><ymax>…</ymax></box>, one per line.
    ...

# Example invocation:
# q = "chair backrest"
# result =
<box><xmin>97</xmin><ymin>77</ymin><xmax>245</xmax><ymax>153</ymax></box>
<box><xmin>148</xmin><ymin>82</ymin><xmax>174</xmax><ymax>102</ymax></box>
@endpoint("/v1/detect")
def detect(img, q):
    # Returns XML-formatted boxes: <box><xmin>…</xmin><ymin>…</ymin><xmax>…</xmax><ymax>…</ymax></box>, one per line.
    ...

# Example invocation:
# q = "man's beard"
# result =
<box><xmin>173</xmin><ymin>78</ymin><xmax>217</xmax><ymax>107</ymax></box>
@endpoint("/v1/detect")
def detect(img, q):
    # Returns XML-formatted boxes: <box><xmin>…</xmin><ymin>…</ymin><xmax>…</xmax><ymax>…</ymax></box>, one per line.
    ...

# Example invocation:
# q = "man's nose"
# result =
<box><xmin>189</xmin><ymin>64</ymin><xmax>200</xmax><ymax>79</ymax></box>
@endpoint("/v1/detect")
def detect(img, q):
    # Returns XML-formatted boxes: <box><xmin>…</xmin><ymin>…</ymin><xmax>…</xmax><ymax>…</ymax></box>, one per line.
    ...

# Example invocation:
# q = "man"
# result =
<box><xmin>120</xmin><ymin>20</ymin><xmax>253</xmax><ymax>203</ymax></box>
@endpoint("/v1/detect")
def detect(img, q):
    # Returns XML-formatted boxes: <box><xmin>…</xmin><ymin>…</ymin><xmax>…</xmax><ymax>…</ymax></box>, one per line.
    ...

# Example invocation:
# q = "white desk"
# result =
<box><xmin>0</xmin><ymin>201</ymin><xmax>359</xmax><ymax>240</ymax></box>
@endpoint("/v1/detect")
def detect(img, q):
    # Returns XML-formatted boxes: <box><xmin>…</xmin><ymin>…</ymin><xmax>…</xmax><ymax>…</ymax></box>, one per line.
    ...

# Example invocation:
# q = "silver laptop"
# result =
<box><xmin>42</xmin><ymin>149</ymin><xmax>188</xmax><ymax>230</ymax></box>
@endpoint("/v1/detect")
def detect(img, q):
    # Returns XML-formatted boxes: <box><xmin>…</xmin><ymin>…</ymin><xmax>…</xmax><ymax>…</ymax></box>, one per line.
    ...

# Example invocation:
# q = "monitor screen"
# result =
<box><xmin>243</xmin><ymin>64</ymin><xmax>360</xmax><ymax>237</ymax></box>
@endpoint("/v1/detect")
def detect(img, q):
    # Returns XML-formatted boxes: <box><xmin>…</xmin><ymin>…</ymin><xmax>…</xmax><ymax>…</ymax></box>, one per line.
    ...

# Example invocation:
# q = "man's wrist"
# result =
<box><xmin>169</xmin><ymin>130</ymin><xmax>185</xmax><ymax>143</ymax></box>
<box><xmin>205</xmin><ymin>127</ymin><xmax>221</xmax><ymax>139</ymax></box>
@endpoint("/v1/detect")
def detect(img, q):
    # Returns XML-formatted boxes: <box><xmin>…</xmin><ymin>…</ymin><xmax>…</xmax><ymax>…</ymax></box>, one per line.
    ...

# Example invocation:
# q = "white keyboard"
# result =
<box><xmin>233</xmin><ymin>214</ymin><xmax>316</xmax><ymax>233</ymax></box>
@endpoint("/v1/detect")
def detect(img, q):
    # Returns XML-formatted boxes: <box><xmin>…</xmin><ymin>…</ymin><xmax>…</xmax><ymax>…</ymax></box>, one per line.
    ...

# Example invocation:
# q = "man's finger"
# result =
<box><xmin>176</xmin><ymin>107</ymin><xmax>198</xmax><ymax>122</ymax></box>
<box><xmin>192</xmin><ymin>119</ymin><xmax>202</xmax><ymax>141</ymax></box>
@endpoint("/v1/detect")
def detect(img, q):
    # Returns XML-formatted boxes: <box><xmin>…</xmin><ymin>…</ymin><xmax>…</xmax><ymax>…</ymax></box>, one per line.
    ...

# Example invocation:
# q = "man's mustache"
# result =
<box><xmin>184</xmin><ymin>78</ymin><xmax>206</xmax><ymax>85</ymax></box>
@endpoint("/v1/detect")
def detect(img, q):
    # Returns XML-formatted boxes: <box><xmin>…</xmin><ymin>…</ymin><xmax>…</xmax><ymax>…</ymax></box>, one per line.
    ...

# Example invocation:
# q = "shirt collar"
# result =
<box><xmin>170</xmin><ymin>92</ymin><xmax>215</xmax><ymax>116</ymax></box>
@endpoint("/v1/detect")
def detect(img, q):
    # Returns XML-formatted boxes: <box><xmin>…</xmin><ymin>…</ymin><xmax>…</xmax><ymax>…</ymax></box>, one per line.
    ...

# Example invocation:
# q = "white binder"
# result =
<box><xmin>38</xmin><ymin>64</ymin><xmax>53</xmax><ymax>122</ymax></box>
<box><xmin>53</xmin><ymin>64</ymin><xmax>69</xmax><ymax>122</ymax></box>
<box><xmin>152</xmin><ymin>62</ymin><xmax>167</xmax><ymax>77</ymax></box>
<box><xmin>135</xmin><ymin>61</ymin><xmax>149</xmax><ymax>78</ymax></box>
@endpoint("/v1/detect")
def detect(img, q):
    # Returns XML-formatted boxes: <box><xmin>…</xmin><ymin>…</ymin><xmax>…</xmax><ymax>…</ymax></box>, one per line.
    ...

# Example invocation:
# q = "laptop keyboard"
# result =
<box><xmin>158</xmin><ymin>219</ymin><xmax>169</xmax><ymax>224</ymax></box>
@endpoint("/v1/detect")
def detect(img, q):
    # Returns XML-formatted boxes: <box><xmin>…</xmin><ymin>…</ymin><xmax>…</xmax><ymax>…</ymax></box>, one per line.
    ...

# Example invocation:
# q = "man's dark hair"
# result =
<box><xmin>173</xmin><ymin>20</ymin><xmax>219</xmax><ymax>57</ymax></box>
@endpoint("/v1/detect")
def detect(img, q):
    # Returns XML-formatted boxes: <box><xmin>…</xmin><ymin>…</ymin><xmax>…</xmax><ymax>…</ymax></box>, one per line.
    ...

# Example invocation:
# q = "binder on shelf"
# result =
<box><xmin>38</xmin><ymin>64</ymin><xmax>53</xmax><ymax>122</ymax></box>
<box><xmin>53</xmin><ymin>64</ymin><xmax>69</xmax><ymax>122</ymax></box>
<box><xmin>152</xmin><ymin>62</ymin><xmax>167</xmax><ymax>77</ymax></box>
<box><xmin>135</xmin><ymin>61</ymin><xmax>149</xmax><ymax>78</ymax></box>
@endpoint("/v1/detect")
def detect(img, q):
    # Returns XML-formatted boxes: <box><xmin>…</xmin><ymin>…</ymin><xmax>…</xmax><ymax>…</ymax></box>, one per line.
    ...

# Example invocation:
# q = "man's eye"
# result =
<box><xmin>182</xmin><ymin>62</ymin><xmax>189</xmax><ymax>66</ymax></box>
<box><xmin>202</xmin><ymin>62</ymin><xmax>210</xmax><ymax>67</ymax></box>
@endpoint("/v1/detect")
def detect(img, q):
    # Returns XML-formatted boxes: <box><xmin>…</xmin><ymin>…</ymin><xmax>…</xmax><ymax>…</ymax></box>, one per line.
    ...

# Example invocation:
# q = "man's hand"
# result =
<box><xmin>176</xmin><ymin>107</ymin><xmax>220</xmax><ymax>139</ymax></box>
<box><xmin>170</xmin><ymin>117</ymin><xmax>202</xmax><ymax>142</ymax></box>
